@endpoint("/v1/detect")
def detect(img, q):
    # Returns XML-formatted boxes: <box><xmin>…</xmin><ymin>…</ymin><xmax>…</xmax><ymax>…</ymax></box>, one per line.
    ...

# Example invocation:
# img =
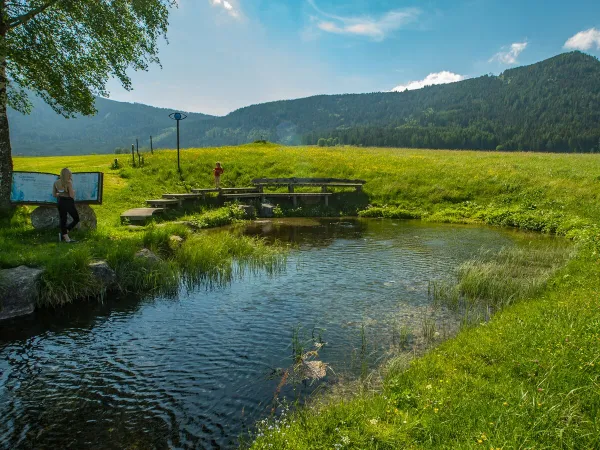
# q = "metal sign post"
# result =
<box><xmin>169</xmin><ymin>112</ymin><xmax>188</xmax><ymax>173</ymax></box>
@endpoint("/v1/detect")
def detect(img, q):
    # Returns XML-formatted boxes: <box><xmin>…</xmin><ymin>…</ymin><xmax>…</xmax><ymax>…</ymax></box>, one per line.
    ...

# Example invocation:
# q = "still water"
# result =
<box><xmin>0</xmin><ymin>219</ymin><xmax>519</xmax><ymax>449</ymax></box>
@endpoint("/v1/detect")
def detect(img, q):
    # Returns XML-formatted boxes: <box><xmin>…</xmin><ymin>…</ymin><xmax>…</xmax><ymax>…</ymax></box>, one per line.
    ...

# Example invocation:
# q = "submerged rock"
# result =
<box><xmin>299</xmin><ymin>360</ymin><xmax>328</xmax><ymax>380</ymax></box>
<box><xmin>135</xmin><ymin>248</ymin><xmax>161</xmax><ymax>263</ymax></box>
<box><xmin>0</xmin><ymin>266</ymin><xmax>43</xmax><ymax>321</ymax></box>
<box><xmin>89</xmin><ymin>261</ymin><xmax>117</xmax><ymax>290</ymax></box>
<box><xmin>31</xmin><ymin>205</ymin><xmax>97</xmax><ymax>231</ymax></box>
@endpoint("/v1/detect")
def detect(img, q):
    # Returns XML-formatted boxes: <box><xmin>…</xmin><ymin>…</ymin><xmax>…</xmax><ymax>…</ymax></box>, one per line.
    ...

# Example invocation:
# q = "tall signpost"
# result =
<box><xmin>169</xmin><ymin>112</ymin><xmax>187</xmax><ymax>173</ymax></box>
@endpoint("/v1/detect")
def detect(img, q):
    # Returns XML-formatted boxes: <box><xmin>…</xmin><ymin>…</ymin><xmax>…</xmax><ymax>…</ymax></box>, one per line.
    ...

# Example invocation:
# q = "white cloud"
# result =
<box><xmin>308</xmin><ymin>0</ymin><xmax>420</xmax><ymax>41</ymax></box>
<box><xmin>210</xmin><ymin>0</ymin><xmax>240</xmax><ymax>19</ymax></box>
<box><xmin>391</xmin><ymin>71</ymin><xmax>465</xmax><ymax>92</ymax></box>
<box><xmin>489</xmin><ymin>42</ymin><xmax>528</xmax><ymax>65</ymax></box>
<box><xmin>564</xmin><ymin>28</ymin><xmax>600</xmax><ymax>51</ymax></box>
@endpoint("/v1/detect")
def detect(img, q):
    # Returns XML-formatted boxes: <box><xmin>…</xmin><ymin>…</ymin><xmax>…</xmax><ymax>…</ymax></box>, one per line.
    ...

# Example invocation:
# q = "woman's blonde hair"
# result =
<box><xmin>59</xmin><ymin>168</ymin><xmax>72</xmax><ymax>189</ymax></box>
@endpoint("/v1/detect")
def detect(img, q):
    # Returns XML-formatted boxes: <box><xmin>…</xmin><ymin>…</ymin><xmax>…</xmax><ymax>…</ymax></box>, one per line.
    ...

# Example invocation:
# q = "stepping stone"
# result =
<box><xmin>121</xmin><ymin>208</ymin><xmax>164</xmax><ymax>224</ymax></box>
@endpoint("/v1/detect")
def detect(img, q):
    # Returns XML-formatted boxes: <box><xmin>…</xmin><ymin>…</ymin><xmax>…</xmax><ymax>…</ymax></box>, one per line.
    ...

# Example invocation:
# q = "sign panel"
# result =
<box><xmin>10</xmin><ymin>172</ymin><xmax>104</xmax><ymax>205</ymax></box>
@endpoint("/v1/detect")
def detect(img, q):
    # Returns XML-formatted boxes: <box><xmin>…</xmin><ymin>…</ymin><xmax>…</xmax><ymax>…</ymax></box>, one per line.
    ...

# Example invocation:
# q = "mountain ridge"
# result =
<box><xmin>9</xmin><ymin>51</ymin><xmax>600</xmax><ymax>155</ymax></box>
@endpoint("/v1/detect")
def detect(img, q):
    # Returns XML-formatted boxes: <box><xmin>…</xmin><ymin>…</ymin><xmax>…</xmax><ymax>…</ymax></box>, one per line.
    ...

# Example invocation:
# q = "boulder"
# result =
<box><xmin>0</xmin><ymin>266</ymin><xmax>43</xmax><ymax>321</ymax></box>
<box><xmin>135</xmin><ymin>248</ymin><xmax>162</xmax><ymax>263</ymax></box>
<box><xmin>31</xmin><ymin>205</ymin><xmax>97</xmax><ymax>231</ymax></box>
<box><xmin>238</xmin><ymin>204</ymin><xmax>255</xmax><ymax>218</ymax></box>
<box><xmin>169</xmin><ymin>235</ymin><xmax>184</xmax><ymax>249</ymax></box>
<box><xmin>89</xmin><ymin>261</ymin><xmax>117</xmax><ymax>290</ymax></box>
<box><xmin>260</xmin><ymin>203</ymin><xmax>276</xmax><ymax>218</ymax></box>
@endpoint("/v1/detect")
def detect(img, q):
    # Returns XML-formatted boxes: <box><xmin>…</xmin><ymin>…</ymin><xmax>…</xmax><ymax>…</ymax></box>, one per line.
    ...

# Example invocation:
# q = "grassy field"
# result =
<box><xmin>3</xmin><ymin>144</ymin><xmax>600</xmax><ymax>448</ymax></box>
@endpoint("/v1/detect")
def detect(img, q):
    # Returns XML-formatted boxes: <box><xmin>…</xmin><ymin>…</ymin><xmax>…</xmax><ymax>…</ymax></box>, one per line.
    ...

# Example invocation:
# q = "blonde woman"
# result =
<box><xmin>52</xmin><ymin>168</ymin><xmax>80</xmax><ymax>242</ymax></box>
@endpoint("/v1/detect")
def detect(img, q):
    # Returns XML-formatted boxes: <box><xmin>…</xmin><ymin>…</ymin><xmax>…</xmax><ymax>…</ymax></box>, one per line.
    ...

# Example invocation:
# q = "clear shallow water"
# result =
<box><xmin>0</xmin><ymin>219</ymin><xmax>518</xmax><ymax>449</ymax></box>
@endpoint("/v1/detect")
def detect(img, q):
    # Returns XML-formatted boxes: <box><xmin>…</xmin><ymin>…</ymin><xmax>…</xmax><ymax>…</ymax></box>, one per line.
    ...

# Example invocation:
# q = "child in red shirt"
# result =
<box><xmin>214</xmin><ymin>162</ymin><xmax>224</xmax><ymax>188</ymax></box>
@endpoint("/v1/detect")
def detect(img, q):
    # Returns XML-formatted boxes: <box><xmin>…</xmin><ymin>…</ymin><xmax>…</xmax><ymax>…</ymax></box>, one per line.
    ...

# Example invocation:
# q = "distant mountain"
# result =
<box><xmin>10</xmin><ymin>51</ymin><xmax>600</xmax><ymax>155</ymax></box>
<box><xmin>8</xmin><ymin>96</ymin><xmax>214</xmax><ymax>156</ymax></box>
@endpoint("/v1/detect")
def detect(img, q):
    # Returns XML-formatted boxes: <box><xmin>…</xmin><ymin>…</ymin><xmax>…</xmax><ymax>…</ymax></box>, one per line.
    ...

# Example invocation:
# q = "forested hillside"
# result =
<box><xmin>9</xmin><ymin>51</ymin><xmax>600</xmax><ymax>155</ymax></box>
<box><xmin>190</xmin><ymin>51</ymin><xmax>600</xmax><ymax>152</ymax></box>
<box><xmin>8</xmin><ymin>96</ymin><xmax>214</xmax><ymax>156</ymax></box>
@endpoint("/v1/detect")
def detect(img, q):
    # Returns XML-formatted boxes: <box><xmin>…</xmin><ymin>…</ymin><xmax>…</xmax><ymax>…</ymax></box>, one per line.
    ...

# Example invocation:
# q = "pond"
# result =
<box><xmin>1</xmin><ymin>219</ymin><xmax>524</xmax><ymax>449</ymax></box>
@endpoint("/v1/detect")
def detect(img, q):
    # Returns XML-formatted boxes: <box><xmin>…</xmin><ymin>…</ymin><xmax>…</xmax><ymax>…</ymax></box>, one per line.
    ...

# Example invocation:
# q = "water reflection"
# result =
<box><xmin>1</xmin><ymin>219</ymin><xmax>518</xmax><ymax>449</ymax></box>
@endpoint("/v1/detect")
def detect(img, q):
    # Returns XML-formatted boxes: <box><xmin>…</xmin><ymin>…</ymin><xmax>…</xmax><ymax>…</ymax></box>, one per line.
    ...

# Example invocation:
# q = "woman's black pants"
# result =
<box><xmin>57</xmin><ymin>197</ymin><xmax>80</xmax><ymax>236</ymax></box>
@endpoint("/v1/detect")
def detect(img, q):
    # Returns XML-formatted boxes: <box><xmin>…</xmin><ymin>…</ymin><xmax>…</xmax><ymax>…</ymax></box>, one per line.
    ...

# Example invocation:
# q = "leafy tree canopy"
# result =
<box><xmin>3</xmin><ymin>0</ymin><xmax>175</xmax><ymax>116</ymax></box>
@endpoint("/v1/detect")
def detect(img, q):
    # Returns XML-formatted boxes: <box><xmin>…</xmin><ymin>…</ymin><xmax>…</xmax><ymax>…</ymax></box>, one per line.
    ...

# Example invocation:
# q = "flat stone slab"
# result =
<box><xmin>121</xmin><ymin>208</ymin><xmax>164</xmax><ymax>223</ymax></box>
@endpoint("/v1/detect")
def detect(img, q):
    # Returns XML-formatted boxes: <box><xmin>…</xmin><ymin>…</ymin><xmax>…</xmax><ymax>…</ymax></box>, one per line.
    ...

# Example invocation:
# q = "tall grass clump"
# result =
<box><xmin>37</xmin><ymin>246</ymin><xmax>100</xmax><ymax>307</ymax></box>
<box><xmin>457</xmin><ymin>244</ymin><xmax>572</xmax><ymax>309</ymax></box>
<box><xmin>175</xmin><ymin>232</ymin><xmax>285</xmax><ymax>289</ymax></box>
<box><xmin>105</xmin><ymin>239</ymin><xmax>180</xmax><ymax>297</ymax></box>
<box><xmin>432</xmin><ymin>241</ymin><xmax>573</xmax><ymax>314</ymax></box>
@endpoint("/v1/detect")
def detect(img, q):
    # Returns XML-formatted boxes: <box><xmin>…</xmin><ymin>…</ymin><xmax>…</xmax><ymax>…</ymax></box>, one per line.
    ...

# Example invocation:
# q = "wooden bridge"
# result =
<box><xmin>121</xmin><ymin>177</ymin><xmax>366</xmax><ymax>223</ymax></box>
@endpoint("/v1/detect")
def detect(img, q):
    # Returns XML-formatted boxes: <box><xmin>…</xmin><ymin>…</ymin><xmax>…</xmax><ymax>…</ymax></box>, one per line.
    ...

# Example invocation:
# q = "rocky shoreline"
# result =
<box><xmin>0</xmin><ymin>249</ymin><xmax>159</xmax><ymax>321</ymax></box>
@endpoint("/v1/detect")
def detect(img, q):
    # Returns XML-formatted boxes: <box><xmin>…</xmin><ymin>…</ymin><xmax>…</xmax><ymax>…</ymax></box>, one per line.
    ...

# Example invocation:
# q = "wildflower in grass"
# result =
<box><xmin>434</xmin><ymin>408</ymin><xmax>439</xmax><ymax>413</ymax></box>
<box><xmin>369</xmin><ymin>418</ymin><xmax>378</xmax><ymax>425</ymax></box>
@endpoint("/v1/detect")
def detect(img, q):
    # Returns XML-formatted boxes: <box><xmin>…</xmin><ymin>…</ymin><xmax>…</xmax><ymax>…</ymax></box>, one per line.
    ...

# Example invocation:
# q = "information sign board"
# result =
<box><xmin>10</xmin><ymin>172</ymin><xmax>104</xmax><ymax>205</ymax></box>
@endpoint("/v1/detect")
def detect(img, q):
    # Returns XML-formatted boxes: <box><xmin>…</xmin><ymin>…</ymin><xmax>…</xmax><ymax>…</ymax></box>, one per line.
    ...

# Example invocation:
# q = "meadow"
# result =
<box><xmin>2</xmin><ymin>143</ymin><xmax>600</xmax><ymax>448</ymax></box>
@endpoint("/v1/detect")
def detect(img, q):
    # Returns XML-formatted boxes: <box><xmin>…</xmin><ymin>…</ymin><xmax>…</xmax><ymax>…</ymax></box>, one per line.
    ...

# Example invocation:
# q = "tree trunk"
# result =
<box><xmin>0</xmin><ymin>8</ymin><xmax>12</xmax><ymax>214</ymax></box>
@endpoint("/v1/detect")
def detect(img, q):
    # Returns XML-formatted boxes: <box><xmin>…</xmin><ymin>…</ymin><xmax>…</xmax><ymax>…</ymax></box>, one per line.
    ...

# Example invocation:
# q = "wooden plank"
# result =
<box><xmin>191</xmin><ymin>188</ymin><xmax>221</xmax><ymax>193</ymax></box>
<box><xmin>221</xmin><ymin>193</ymin><xmax>332</xmax><ymax>198</ymax></box>
<box><xmin>191</xmin><ymin>187</ymin><xmax>259</xmax><ymax>194</ymax></box>
<box><xmin>162</xmin><ymin>193</ymin><xmax>203</xmax><ymax>200</ymax></box>
<box><xmin>146</xmin><ymin>199</ymin><xmax>180</xmax><ymax>208</ymax></box>
<box><xmin>252</xmin><ymin>177</ymin><xmax>366</xmax><ymax>185</ymax></box>
<box><xmin>219</xmin><ymin>187</ymin><xmax>260</xmax><ymax>193</ymax></box>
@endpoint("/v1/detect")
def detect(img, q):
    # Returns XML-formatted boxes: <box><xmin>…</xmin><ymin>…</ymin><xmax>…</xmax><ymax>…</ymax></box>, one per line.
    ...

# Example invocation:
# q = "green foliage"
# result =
<box><xmin>189</xmin><ymin>204</ymin><xmax>246</xmax><ymax>228</ymax></box>
<box><xmin>5</xmin><ymin>0</ymin><xmax>174</xmax><ymax>117</ymax></box>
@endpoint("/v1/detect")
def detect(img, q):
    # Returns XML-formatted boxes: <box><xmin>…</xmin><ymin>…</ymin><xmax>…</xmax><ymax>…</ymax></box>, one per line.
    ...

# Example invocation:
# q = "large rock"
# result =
<box><xmin>238</xmin><ymin>204</ymin><xmax>255</xmax><ymax>218</ymax></box>
<box><xmin>89</xmin><ymin>261</ymin><xmax>117</xmax><ymax>290</ymax></box>
<box><xmin>260</xmin><ymin>203</ymin><xmax>276</xmax><ymax>218</ymax></box>
<box><xmin>135</xmin><ymin>248</ymin><xmax>162</xmax><ymax>263</ymax></box>
<box><xmin>31</xmin><ymin>205</ymin><xmax>97</xmax><ymax>231</ymax></box>
<box><xmin>0</xmin><ymin>266</ymin><xmax>43</xmax><ymax>321</ymax></box>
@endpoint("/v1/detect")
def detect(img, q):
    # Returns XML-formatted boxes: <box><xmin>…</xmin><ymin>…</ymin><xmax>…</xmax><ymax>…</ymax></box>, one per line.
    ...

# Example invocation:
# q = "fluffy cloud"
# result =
<box><xmin>308</xmin><ymin>0</ymin><xmax>420</xmax><ymax>41</ymax></box>
<box><xmin>489</xmin><ymin>42</ymin><xmax>528</xmax><ymax>65</ymax></box>
<box><xmin>392</xmin><ymin>71</ymin><xmax>465</xmax><ymax>92</ymax></box>
<box><xmin>564</xmin><ymin>28</ymin><xmax>600</xmax><ymax>51</ymax></box>
<box><xmin>210</xmin><ymin>0</ymin><xmax>240</xmax><ymax>19</ymax></box>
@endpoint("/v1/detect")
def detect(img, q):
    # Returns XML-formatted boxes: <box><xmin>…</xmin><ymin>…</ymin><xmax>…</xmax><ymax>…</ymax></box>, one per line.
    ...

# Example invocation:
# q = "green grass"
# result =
<box><xmin>3</xmin><ymin>144</ymin><xmax>600</xmax><ymax>448</ymax></box>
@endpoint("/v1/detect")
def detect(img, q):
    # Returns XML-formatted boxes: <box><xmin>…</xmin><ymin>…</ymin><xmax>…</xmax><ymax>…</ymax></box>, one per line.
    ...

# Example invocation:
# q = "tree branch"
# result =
<box><xmin>7</xmin><ymin>0</ymin><xmax>60</xmax><ymax>30</ymax></box>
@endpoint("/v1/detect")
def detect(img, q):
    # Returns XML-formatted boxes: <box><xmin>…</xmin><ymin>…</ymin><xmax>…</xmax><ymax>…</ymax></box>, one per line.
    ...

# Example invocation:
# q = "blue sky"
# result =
<box><xmin>107</xmin><ymin>0</ymin><xmax>600</xmax><ymax>116</ymax></box>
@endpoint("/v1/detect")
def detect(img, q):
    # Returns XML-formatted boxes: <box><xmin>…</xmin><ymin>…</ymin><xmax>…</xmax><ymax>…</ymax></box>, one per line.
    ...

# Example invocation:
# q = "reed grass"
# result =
<box><xmin>432</xmin><ymin>241</ymin><xmax>573</xmax><ymax>314</ymax></box>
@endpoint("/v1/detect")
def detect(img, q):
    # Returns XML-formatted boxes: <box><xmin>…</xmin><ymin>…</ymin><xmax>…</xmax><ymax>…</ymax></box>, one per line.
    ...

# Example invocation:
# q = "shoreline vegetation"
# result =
<box><xmin>3</xmin><ymin>144</ymin><xmax>600</xmax><ymax>448</ymax></box>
